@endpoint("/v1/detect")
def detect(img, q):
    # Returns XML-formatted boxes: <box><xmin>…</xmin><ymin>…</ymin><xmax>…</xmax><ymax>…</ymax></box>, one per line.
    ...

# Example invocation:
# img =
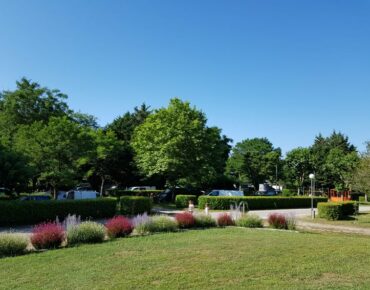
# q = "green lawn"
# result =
<box><xmin>302</xmin><ymin>212</ymin><xmax>370</xmax><ymax>229</ymax></box>
<box><xmin>1</xmin><ymin>228</ymin><xmax>370</xmax><ymax>289</ymax></box>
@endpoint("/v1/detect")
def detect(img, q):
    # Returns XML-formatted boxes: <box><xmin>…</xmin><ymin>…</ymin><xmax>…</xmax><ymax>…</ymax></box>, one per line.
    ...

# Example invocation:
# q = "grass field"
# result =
<box><xmin>303</xmin><ymin>212</ymin><xmax>370</xmax><ymax>229</ymax></box>
<box><xmin>1</xmin><ymin>228</ymin><xmax>370</xmax><ymax>289</ymax></box>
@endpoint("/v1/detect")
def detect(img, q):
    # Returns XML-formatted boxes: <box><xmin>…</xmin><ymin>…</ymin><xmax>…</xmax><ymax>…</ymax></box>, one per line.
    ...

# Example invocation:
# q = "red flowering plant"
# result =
<box><xmin>217</xmin><ymin>213</ymin><xmax>235</xmax><ymax>227</ymax></box>
<box><xmin>175</xmin><ymin>212</ymin><xmax>195</xmax><ymax>228</ymax></box>
<box><xmin>105</xmin><ymin>216</ymin><xmax>133</xmax><ymax>238</ymax></box>
<box><xmin>31</xmin><ymin>222</ymin><xmax>65</xmax><ymax>250</ymax></box>
<box><xmin>267</xmin><ymin>213</ymin><xmax>288</xmax><ymax>229</ymax></box>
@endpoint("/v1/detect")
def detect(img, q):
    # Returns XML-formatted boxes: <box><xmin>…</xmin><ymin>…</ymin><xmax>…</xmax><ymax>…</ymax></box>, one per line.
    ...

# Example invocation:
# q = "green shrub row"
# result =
<box><xmin>0</xmin><ymin>199</ymin><xmax>118</xmax><ymax>226</ymax></box>
<box><xmin>198</xmin><ymin>196</ymin><xmax>328</xmax><ymax>210</ymax></box>
<box><xmin>318</xmin><ymin>201</ymin><xmax>358</xmax><ymax>220</ymax></box>
<box><xmin>175</xmin><ymin>195</ymin><xmax>197</xmax><ymax>208</ymax></box>
<box><xmin>119</xmin><ymin>196</ymin><xmax>152</xmax><ymax>216</ymax></box>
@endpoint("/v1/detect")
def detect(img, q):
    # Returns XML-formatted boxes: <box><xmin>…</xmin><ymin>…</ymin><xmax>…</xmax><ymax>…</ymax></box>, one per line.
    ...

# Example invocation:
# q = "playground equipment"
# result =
<box><xmin>328</xmin><ymin>189</ymin><xmax>352</xmax><ymax>202</ymax></box>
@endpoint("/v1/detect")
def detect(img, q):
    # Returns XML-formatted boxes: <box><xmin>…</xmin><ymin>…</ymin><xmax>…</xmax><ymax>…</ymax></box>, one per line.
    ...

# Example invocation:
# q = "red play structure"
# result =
<box><xmin>328</xmin><ymin>189</ymin><xmax>352</xmax><ymax>202</ymax></box>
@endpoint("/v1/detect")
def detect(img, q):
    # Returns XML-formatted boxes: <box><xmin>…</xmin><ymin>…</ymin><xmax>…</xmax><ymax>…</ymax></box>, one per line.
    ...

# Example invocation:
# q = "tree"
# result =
<box><xmin>80</xmin><ymin>129</ymin><xmax>123</xmax><ymax>196</ymax></box>
<box><xmin>0</xmin><ymin>144</ymin><xmax>33</xmax><ymax>191</ymax></box>
<box><xmin>107</xmin><ymin>103</ymin><xmax>151</xmax><ymax>142</ymax></box>
<box><xmin>311</xmin><ymin>131</ymin><xmax>358</xmax><ymax>190</ymax></box>
<box><xmin>132</xmin><ymin>98</ymin><xmax>231</xmax><ymax>187</ymax></box>
<box><xmin>352</xmin><ymin>144</ymin><xmax>370</xmax><ymax>201</ymax></box>
<box><xmin>13</xmin><ymin>116</ymin><xmax>92</xmax><ymax>197</ymax></box>
<box><xmin>227</xmin><ymin>138</ymin><xmax>281</xmax><ymax>189</ymax></box>
<box><xmin>283</xmin><ymin>147</ymin><xmax>313</xmax><ymax>195</ymax></box>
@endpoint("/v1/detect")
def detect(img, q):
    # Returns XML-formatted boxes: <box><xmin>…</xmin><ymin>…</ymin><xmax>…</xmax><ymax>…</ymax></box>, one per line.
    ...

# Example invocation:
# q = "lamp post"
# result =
<box><xmin>309</xmin><ymin>173</ymin><xmax>315</xmax><ymax>219</ymax></box>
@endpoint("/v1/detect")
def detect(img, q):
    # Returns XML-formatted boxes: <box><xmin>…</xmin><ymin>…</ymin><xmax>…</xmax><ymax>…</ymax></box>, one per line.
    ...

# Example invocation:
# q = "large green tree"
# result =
<box><xmin>310</xmin><ymin>131</ymin><xmax>358</xmax><ymax>190</ymax></box>
<box><xmin>283</xmin><ymin>147</ymin><xmax>313</xmax><ymax>195</ymax></box>
<box><xmin>132</xmin><ymin>98</ymin><xmax>230</xmax><ymax>187</ymax></box>
<box><xmin>227</xmin><ymin>138</ymin><xmax>281</xmax><ymax>189</ymax></box>
<box><xmin>13</xmin><ymin>117</ymin><xmax>92</xmax><ymax>196</ymax></box>
<box><xmin>352</xmin><ymin>143</ymin><xmax>370</xmax><ymax>201</ymax></box>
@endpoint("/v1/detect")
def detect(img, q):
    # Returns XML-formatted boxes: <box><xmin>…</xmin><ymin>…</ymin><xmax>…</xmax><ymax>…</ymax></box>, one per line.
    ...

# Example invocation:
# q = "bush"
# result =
<box><xmin>281</xmin><ymin>189</ymin><xmax>296</xmax><ymax>196</ymax></box>
<box><xmin>236</xmin><ymin>214</ymin><xmax>263</xmax><ymax>228</ymax></box>
<box><xmin>0</xmin><ymin>234</ymin><xmax>28</xmax><ymax>258</ymax></box>
<box><xmin>119</xmin><ymin>196</ymin><xmax>152</xmax><ymax>216</ymax></box>
<box><xmin>217</xmin><ymin>213</ymin><xmax>235</xmax><ymax>227</ymax></box>
<box><xmin>267</xmin><ymin>213</ymin><xmax>288</xmax><ymax>229</ymax></box>
<box><xmin>110</xmin><ymin>190</ymin><xmax>162</xmax><ymax>199</ymax></box>
<box><xmin>175</xmin><ymin>212</ymin><xmax>195</xmax><ymax>228</ymax></box>
<box><xmin>318</xmin><ymin>201</ymin><xmax>358</xmax><ymax>220</ymax></box>
<box><xmin>175</xmin><ymin>195</ymin><xmax>197</xmax><ymax>208</ymax></box>
<box><xmin>198</xmin><ymin>196</ymin><xmax>328</xmax><ymax>210</ymax></box>
<box><xmin>194</xmin><ymin>214</ymin><xmax>217</xmax><ymax>228</ymax></box>
<box><xmin>67</xmin><ymin>222</ymin><xmax>106</xmax><ymax>246</ymax></box>
<box><xmin>0</xmin><ymin>198</ymin><xmax>117</xmax><ymax>226</ymax></box>
<box><xmin>31</xmin><ymin>222</ymin><xmax>65</xmax><ymax>249</ymax></box>
<box><xmin>105</xmin><ymin>216</ymin><xmax>133</xmax><ymax>238</ymax></box>
<box><xmin>148</xmin><ymin>216</ymin><xmax>178</xmax><ymax>233</ymax></box>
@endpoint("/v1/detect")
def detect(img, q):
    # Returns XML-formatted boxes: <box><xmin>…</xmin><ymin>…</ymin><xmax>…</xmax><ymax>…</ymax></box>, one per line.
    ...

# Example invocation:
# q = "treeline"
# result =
<box><xmin>0</xmin><ymin>78</ymin><xmax>368</xmax><ymax>197</ymax></box>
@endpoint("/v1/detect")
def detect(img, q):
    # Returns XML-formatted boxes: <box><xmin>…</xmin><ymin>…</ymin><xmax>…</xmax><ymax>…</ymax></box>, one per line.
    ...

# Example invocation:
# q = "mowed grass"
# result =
<box><xmin>303</xmin><ymin>212</ymin><xmax>370</xmax><ymax>229</ymax></box>
<box><xmin>1</xmin><ymin>228</ymin><xmax>370</xmax><ymax>289</ymax></box>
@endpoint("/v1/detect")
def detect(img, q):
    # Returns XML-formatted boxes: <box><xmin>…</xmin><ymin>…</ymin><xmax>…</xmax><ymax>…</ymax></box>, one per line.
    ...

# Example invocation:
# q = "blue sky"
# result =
<box><xmin>0</xmin><ymin>0</ymin><xmax>369</xmax><ymax>154</ymax></box>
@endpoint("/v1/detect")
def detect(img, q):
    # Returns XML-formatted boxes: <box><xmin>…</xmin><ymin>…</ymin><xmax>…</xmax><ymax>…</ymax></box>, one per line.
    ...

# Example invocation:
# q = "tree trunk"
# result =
<box><xmin>53</xmin><ymin>187</ymin><xmax>57</xmax><ymax>200</ymax></box>
<box><xmin>100</xmin><ymin>177</ymin><xmax>105</xmax><ymax>197</ymax></box>
<box><xmin>365</xmin><ymin>193</ymin><xmax>368</xmax><ymax>203</ymax></box>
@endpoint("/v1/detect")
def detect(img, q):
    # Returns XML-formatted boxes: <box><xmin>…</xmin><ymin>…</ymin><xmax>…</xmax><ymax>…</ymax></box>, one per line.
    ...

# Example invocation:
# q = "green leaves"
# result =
<box><xmin>132</xmin><ymin>98</ymin><xmax>230</xmax><ymax>187</ymax></box>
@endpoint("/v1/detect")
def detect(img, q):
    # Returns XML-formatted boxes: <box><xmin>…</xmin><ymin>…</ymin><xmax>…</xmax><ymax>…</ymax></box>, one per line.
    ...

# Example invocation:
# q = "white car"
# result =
<box><xmin>207</xmin><ymin>190</ymin><xmax>244</xmax><ymax>197</ymax></box>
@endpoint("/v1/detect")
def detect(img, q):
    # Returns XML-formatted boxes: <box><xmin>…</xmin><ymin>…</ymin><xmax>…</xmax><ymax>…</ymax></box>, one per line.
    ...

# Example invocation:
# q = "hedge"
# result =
<box><xmin>119</xmin><ymin>196</ymin><xmax>152</xmax><ymax>216</ymax></box>
<box><xmin>175</xmin><ymin>195</ymin><xmax>197</xmax><ymax>208</ymax></box>
<box><xmin>198</xmin><ymin>196</ymin><xmax>328</xmax><ymax>210</ymax></box>
<box><xmin>318</xmin><ymin>201</ymin><xmax>358</xmax><ymax>220</ymax></box>
<box><xmin>0</xmin><ymin>198</ymin><xmax>118</xmax><ymax>226</ymax></box>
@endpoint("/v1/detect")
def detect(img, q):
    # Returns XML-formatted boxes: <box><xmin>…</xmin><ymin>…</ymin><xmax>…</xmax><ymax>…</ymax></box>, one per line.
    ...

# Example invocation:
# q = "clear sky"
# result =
<box><xmin>0</xmin><ymin>0</ymin><xmax>369</xmax><ymax>154</ymax></box>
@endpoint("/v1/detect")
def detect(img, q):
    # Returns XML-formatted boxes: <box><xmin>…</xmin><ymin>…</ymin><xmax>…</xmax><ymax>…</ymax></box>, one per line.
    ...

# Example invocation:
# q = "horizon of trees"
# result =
<box><xmin>0</xmin><ymin>78</ymin><xmax>367</xmax><ymax>196</ymax></box>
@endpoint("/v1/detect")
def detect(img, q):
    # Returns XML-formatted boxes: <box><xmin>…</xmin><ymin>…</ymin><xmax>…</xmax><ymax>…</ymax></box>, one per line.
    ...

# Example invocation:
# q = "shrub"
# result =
<box><xmin>267</xmin><ymin>213</ymin><xmax>288</xmax><ymax>229</ymax></box>
<box><xmin>198</xmin><ymin>196</ymin><xmax>328</xmax><ymax>210</ymax></box>
<box><xmin>318</xmin><ymin>201</ymin><xmax>358</xmax><ymax>220</ymax></box>
<box><xmin>119</xmin><ymin>196</ymin><xmax>152</xmax><ymax>216</ymax></box>
<box><xmin>175</xmin><ymin>195</ymin><xmax>197</xmax><ymax>208</ymax></box>
<box><xmin>105</xmin><ymin>216</ymin><xmax>133</xmax><ymax>238</ymax></box>
<box><xmin>236</xmin><ymin>214</ymin><xmax>263</xmax><ymax>228</ymax></box>
<box><xmin>0</xmin><ymin>234</ymin><xmax>28</xmax><ymax>258</ymax></box>
<box><xmin>194</xmin><ymin>214</ymin><xmax>217</xmax><ymax>228</ymax></box>
<box><xmin>147</xmin><ymin>216</ymin><xmax>178</xmax><ymax>233</ymax></box>
<box><xmin>110</xmin><ymin>190</ymin><xmax>162</xmax><ymax>199</ymax></box>
<box><xmin>217</xmin><ymin>213</ymin><xmax>235</xmax><ymax>227</ymax></box>
<box><xmin>281</xmin><ymin>189</ymin><xmax>296</xmax><ymax>196</ymax></box>
<box><xmin>286</xmin><ymin>215</ymin><xmax>296</xmax><ymax>230</ymax></box>
<box><xmin>31</xmin><ymin>222</ymin><xmax>65</xmax><ymax>250</ymax></box>
<box><xmin>175</xmin><ymin>212</ymin><xmax>195</xmax><ymax>228</ymax></box>
<box><xmin>0</xmin><ymin>198</ymin><xmax>117</xmax><ymax>226</ymax></box>
<box><xmin>67</xmin><ymin>222</ymin><xmax>106</xmax><ymax>246</ymax></box>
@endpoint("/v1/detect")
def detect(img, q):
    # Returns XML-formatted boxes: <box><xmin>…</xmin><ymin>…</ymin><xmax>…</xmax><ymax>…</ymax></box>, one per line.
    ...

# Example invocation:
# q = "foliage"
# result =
<box><xmin>0</xmin><ymin>234</ymin><xmax>28</xmax><ymax>258</ymax></box>
<box><xmin>0</xmin><ymin>144</ymin><xmax>33</xmax><ymax>191</ymax></box>
<box><xmin>111</xmin><ymin>190</ymin><xmax>162</xmax><ymax>198</ymax></box>
<box><xmin>105</xmin><ymin>216</ymin><xmax>133</xmax><ymax>238</ymax></box>
<box><xmin>283</xmin><ymin>147</ymin><xmax>313</xmax><ymax>194</ymax></box>
<box><xmin>13</xmin><ymin>116</ymin><xmax>93</xmax><ymax>196</ymax></box>
<box><xmin>0</xmin><ymin>199</ymin><xmax>117</xmax><ymax>226</ymax></box>
<box><xmin>198</xmin><ymin>196</ymin><xmax>327</xmax><ymax>210</ymax></box>
<box><xmin>119</xmin><ymin>196</ymin><xmax>152</xmax><ymax>216</ymax></box>
<box><xmin>318</xmin><ymin>201</ymin><xmax>358</xmax><ymax>220</ymax></box>
<box><xmin>267</xmin><ymin>213</ymin><xmax>288</xmax><ymax>229</ymax></box>
<box><xmin>310</xmin><ymin>131</ymin><xmax>358</xmax><ymax>190</ymax></box>
<box><xmin>175</xmin><ymin>195</ymin><xmax>197</xmax><ymax>208</ymax></box>
<box><xmin>352</xmin><ymin>147</ymin><xmax>370</xmax><ymax>201</ymax></box>
<box><xmin>146</xmin><ymin>215</ymin><xmax>178</xmax><ymax>233</ymax></box>
<box><xmin>193</xmin><ymin>214</ymin><xmax>217</xmax><ymax>228</ymax></box>
<box><xmin>175</xmin><ymin>212</ymin><xmax>195</xmax><ymax>228</ymax></box>
<box><xmin>226</xmin><ymin>138</ymin><xmax>281</xmax><ymax>188</ymax></box>
<box><xmin>67</xmin><ymin>222</ymin><xmax>106</xmax><ymax>245</ymax></box>
<box><xmin>281</xmin><ymin>189</ymin><xmax>296</xmax><ymax>196</ymax></box>
<box><xmin>217</xmin><ymin>213</ymin><xmax>235</xmax><ymax>227</ymax></box>
<box><xmin>236</xmin><ymin>214</ymin><xmax>263</xmax><ymax>228</ymax></box>
<box><xmin>30</xmin><ymin>222</ymin><xmax>65</xmax><ymax>249</ymax></box>
<box><xmin>132</xmin><ymin>98</ymin><xmax>231</xmax><ymax>187</ymax></box>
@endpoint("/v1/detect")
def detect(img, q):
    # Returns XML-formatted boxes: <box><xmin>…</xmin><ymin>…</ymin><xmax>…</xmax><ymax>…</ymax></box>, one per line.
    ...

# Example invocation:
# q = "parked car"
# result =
<box><xmin>20</xmin><ymin>195</ymin><xmax>51</xmax><ymax>201</ymax></box>
<box><xmin>156</xmin><ymin>187</ymin><xmax>204</xmax><ymax>203</ymax></box>
<box><xmin>65</xmin><ymin>190</ymin><xmax>98</xmax><ymax>200</ymax></box>
<box><xmin>127</xmin><ymin>186</ymin><xmax>156</xmax><ymax>191</ymax></box>
<box><xmin>207</xmin><ymin>190</ymin><xmax>244</xmax><ymax>197</ymax></box>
